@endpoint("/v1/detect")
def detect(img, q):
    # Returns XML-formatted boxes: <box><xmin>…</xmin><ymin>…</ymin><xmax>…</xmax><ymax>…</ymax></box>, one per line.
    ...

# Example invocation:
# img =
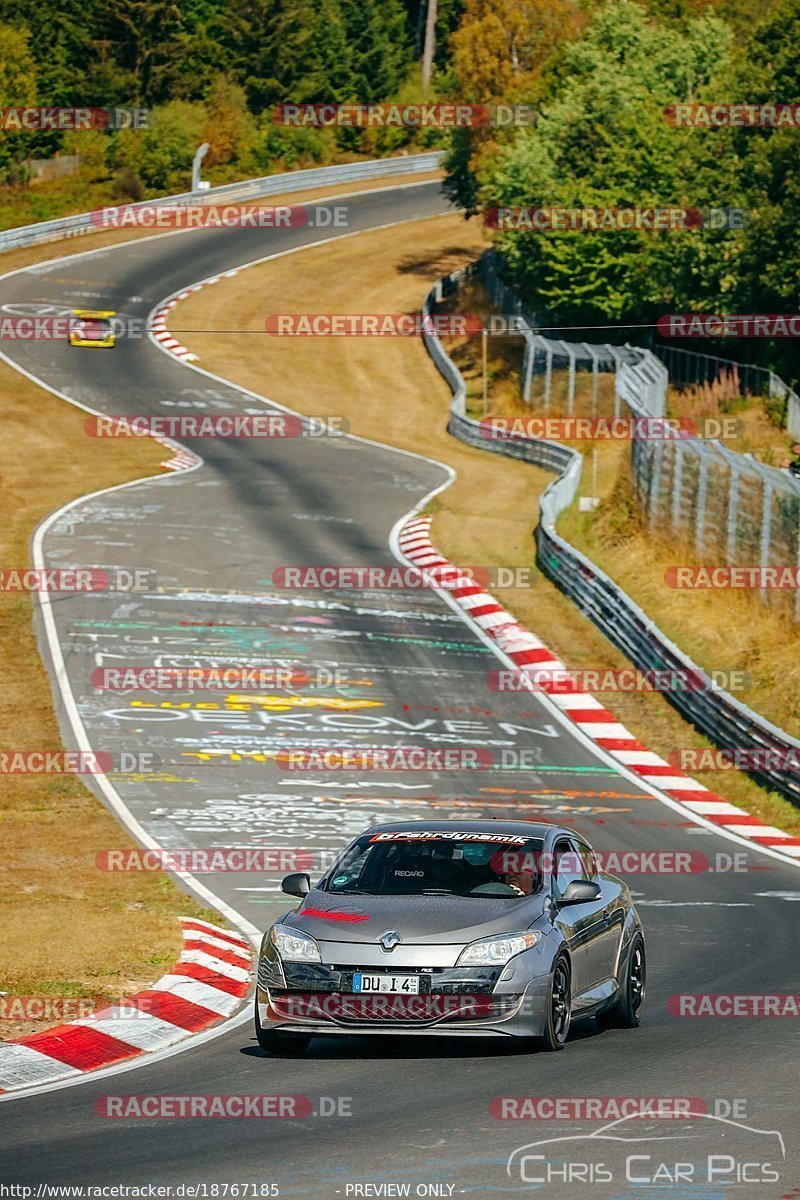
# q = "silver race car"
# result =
<box><xmin>255</xmin><ymin>819</ymin><xmax>645</xmax><ymax>1054</ymax></box>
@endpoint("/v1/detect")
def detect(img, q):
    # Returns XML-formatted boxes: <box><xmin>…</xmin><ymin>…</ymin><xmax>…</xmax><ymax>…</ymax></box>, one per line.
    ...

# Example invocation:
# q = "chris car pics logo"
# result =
<box><xmin>506</xmin><ymin>1112</ymin><xmax>785</xmax><ymax>1187</ymax></box>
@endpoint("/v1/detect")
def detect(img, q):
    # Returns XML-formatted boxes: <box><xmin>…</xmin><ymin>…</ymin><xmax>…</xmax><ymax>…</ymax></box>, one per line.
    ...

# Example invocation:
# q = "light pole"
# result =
<box><xmin>192</xmin><ymin>142</ymin><xmax>210</xmax><ymax>192</ymax></box>
<box><xmin>482</xmin><ymin>327</ymin><xmax>489</xmax><ymax>415</ymax></box>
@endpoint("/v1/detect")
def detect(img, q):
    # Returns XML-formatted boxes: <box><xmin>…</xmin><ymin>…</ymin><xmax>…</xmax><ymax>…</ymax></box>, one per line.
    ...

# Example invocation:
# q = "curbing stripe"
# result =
<box><xmin>179</xmin><ymin>917</ymin><xmax>251</xmax><ymax>946</ymax></box>
<box><xmin>18</xmin><ymin>1025</ymin><xmax>141</xmax><ymax>1072</ymax></box>
<box><xmin>0</xmin><ymin>919</ymin><xmax>252</xmax><ymax>1093</ymax></box>
<box><xmin>397</xmin><ymin>514</ymin><xmax>800</xmax><ymax>864</ymax></box>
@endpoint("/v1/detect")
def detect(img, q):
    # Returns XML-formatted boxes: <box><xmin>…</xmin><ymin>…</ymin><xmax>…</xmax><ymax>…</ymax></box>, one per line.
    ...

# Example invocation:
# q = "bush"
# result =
<box><xmin>113</xmin><ymin>100</ymin><xmax>207</xmax><ymax>193</ymax></box>
<box><xmin>112</xmin><ymin>167</ymin><xmax>145</xmax><ymax>202</ymax></box>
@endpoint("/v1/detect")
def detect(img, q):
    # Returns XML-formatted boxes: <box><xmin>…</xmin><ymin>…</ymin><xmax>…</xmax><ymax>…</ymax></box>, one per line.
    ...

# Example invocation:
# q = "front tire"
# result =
<box><xmin>254</xmin><ymin>999</ymin><xmax>311</xmax><ymax>1056</ymax></box>
<box><xmin>598</xmin><ymin>934</ymin><xmax>646</xmax><ymax>1029</ymax></box>
<box><xmin>537</xmin><ymin>955</ymin><xmax>571</xmax><ymax>1051</ymax></box>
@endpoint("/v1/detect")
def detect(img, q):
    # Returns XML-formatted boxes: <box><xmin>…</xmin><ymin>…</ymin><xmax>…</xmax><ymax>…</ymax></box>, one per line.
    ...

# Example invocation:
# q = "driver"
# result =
<box><xmin>489</xmin><ymin>848</ymin><xmax>540</xmax><ymax>895</ymax></box>
<box><xmin>504</xmin><ymin>869</ymin><xmax>535</xmax><ymax>896</ymax></box>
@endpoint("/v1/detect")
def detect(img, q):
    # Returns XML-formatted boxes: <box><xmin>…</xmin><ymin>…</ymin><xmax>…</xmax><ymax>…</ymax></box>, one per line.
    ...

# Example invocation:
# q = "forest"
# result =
<box><xmin>1</xmin><ymin>0</ymin><xmax>799</xmax><ymax>377</ymax></box>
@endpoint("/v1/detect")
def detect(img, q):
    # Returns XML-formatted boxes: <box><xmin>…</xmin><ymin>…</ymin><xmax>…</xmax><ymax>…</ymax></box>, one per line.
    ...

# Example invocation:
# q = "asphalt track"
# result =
<box><xmin>0</xmin><ymin>180</ymin><xmax>798</xmax><ymax>1198</ymax></box>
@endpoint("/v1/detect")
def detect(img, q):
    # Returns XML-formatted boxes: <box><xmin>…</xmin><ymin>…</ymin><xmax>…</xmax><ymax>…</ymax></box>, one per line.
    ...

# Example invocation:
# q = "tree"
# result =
<box><xmin>451</xmin><ymin>0</ymin><xmax>582</xmax><ymax>101</ymax></box>
<box><xmin>202</xmin><ymin>77</ymin><xmax>257</xmax><ymax>167</ymax></box>
<box><xmin>444</xmin><ymin>0</ymin><xmax>584</xmax><ymax>212</ymax></box>
<box><xmin>340</xmin><ymin>0</ymin><xmax>410</xmax><ymax>102</ymax></box>
<box><xmin>726</xmin><ymin>0</ymin><xmax>800</xmax><ymax>380</ymax></box>
<box><xmin>114</xmin><ymin>98</ymin><xmax>206</xmax><ymax>191</ymax></box>
<box><xmin>470</xmin><ymin>2</ymin><xmax>743</xmax><ymax>330</ymax></box>
<box><xmin>422</xmin><ymin>0</ymin><xmax>437</xmax><ymax>92</ymax></box>
<box><xmin>0</xmin><ymin>22</ymin><xmax>38</xmax><ymax>178</ymax></box>
<box><xmin>102</xmin><ymin>0</ymin><xmax>186</xmax><ymax>103</ymax></box>
<box><xmin>217</xmin><ymin>0</ymin><xmax>354</xmax><ymax>110</ymax></box>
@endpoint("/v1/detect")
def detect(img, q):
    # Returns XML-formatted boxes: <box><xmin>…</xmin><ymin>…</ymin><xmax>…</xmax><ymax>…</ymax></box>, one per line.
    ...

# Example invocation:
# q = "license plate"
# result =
<box><xmin>352</xmin><ymin>973</ymin><xmax>419</xmax><ymax>994</ymax></box>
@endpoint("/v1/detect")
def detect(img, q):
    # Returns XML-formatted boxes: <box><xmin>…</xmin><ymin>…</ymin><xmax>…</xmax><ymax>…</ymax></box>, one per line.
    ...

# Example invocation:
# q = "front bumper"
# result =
<box><xmin>256</xmin><ymin>953</ymin><xmax>551</xmax><ymax>1038</ymax></box>
<box><xmin>69</xmin><ymin>336</ymin><xmax>115</xmax><ymax>348</ymax></box>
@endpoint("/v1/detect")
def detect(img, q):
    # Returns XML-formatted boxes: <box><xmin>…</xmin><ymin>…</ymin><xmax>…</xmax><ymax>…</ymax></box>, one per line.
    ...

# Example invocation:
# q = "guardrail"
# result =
<box><xmin>0</xmin><ymin>152</ymin><xmax>444</xmax><ymax>252</ymax></box>
<box><xmin>422</xmin><ymin>263</ymin><xmax>800</xmax><ymax>808</ymax></box>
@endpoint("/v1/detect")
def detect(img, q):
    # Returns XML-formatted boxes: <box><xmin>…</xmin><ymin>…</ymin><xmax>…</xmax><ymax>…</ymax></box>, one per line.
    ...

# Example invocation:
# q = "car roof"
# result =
<box><xmin>70</xmin><ymin>308</ymin><xmax>115</xmax><ymax>318</ymax></box>
<box><xmin>363</xmin><ymin>818</ymin><xmax>561</xmax><ymax>839</ymax></box>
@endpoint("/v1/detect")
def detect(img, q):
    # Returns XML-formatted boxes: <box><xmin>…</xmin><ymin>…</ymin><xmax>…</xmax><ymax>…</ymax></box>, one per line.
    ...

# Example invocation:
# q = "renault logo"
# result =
<box><xmin>379</xmin><ymin>930</ymin><xmax>401</xmax><ymax>951</ymax></box>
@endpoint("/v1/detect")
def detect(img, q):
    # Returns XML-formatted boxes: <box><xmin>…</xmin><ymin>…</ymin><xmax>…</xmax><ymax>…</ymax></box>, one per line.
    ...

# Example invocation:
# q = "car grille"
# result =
<box><xmin>268</xmin><ymin>990</ymin><xmax>521</xmax><ymax>1025</ymax></box>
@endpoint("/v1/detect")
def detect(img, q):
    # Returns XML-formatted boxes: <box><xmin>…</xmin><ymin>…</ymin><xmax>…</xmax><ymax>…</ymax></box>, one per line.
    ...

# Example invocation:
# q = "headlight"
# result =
<box><xmin>270</xmin><ymin>924</ymin><xmax>321</xmax><ymax>963</ymax></box>
<box><xmin>455</xmin><ymin>931</ymin><xmax>541</xmax><ymax>967</ymax></box>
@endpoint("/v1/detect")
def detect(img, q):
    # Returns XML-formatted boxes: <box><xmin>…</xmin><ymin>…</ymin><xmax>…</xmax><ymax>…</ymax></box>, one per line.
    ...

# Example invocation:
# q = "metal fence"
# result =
<box><xmin>0</xmin><ymin>152</ymin><xmax>444</xmax><ymax>252</ymax></box>
<box><xmin>472</xmin><ymin>251</ymin><xmax>800</xmax><ymax>620</ymax></box>
<box><xmin>475</xmin><ymin>248</ymin><xmax>800</xmax><ymax>440</ymax></box>
<box><xmin>473</xmin><ymin>252</ymin><xmax>641</xmax><ymax>414</ymax></box>
<box><xmin>653</xmin><ymin>341</ymin><xmax>800</xmax><ymax>442</ymax></box>
<box><xmin>422</xmin><ymin>263</ymin><xmax>800</xmax><ymax>807</ymax></box>
<box><xmin>622</xmin><ymin>355</ymin><xmax>800</xmax><ymax>620</ymax></box>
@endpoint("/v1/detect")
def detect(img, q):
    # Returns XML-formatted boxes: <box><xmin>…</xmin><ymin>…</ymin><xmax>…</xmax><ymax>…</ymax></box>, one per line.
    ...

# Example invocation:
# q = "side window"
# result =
<box><xmin>553</xmin><ymin>840</ymin><xmax>582</xmax><ymax>895</ymax></box>
<box><xmin>326</xmin><ymin>844</ymin><xmax>369</xmax><ymax>890</ymax></box>
<box><xmin>575</xmin><ymin>841</ymin><xmax>598</xmax><ymax>881</ymax></box>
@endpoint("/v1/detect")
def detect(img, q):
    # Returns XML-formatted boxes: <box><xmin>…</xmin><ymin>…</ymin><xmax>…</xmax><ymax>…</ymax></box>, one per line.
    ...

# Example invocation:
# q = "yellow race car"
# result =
<box><xmin>68</xmin><ymin>309</ymin><xmax>116</xmax><ymax>348</ymax></box>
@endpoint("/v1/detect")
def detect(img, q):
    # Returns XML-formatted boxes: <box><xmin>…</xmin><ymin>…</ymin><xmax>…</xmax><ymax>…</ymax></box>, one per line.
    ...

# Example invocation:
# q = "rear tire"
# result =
<box><xmin>254</xmin><ymin>999</ymin><xmax>311</xmax><ymax>1056</ymax></box>
<box><xmin>598</xmin><ymin>934</ymin><xmax>646</xmax><ymax>1029</ymax></box>
<box><xmin>536</xmin><ymin>955</ymin><xmax>571</xmax><ymax>1051</ymax></box>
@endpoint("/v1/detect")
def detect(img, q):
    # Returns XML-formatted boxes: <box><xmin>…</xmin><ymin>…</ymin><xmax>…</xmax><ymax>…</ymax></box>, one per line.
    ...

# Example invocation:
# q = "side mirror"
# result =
<box><xmin>558</xmin><ymin>879</ymin><xmax>601</xmax><ymax>906</ymax></box>
<box><xmin>281</xmin><ymin>872</ymin><xmax>311</xmax><ymax>898</ymax></box>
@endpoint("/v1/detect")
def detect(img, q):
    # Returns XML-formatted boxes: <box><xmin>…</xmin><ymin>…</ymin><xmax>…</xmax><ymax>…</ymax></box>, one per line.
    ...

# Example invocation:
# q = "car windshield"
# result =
<box><xmin>73</xmin><ymin>319</ymin><xmax>111</xmax><ymax>339</ymax></box>
<box><xmin>324</xmin><ymin>832</ymin><xmax>545</xmax><ymax>898</ymax></box>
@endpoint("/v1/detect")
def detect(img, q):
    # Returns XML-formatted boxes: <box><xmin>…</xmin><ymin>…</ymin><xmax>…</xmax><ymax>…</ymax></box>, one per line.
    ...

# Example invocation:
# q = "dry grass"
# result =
<box><xmin>173</xmin><ymin>213</ymin><xmax>800</xmax><ymax>838</ymax></box>
<box><xmin>0</xmin><ymin>362</ymin><xmax>223</xmax><ymax>1039</ymax></box>
<box><xmin>666</xmin><ymin>372</ymin><xmax>797</xmax><ymax>467</ymax></box>
<box><xmin>0</xmin><ymin>166</ymin><xmax>443</xmax><ymax>1040</ymax></box>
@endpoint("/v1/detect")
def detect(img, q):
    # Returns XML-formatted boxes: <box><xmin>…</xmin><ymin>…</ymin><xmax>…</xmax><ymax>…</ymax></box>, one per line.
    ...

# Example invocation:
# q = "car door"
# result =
<box><xmin>551</xmin><ymin>838</ymin><xmax>600</xmax><ymax>999</ymax></box>
<box><xmin>573</xmin><ymin>839</ymin><xmax>625</xmax><ymax>987</ymax></box>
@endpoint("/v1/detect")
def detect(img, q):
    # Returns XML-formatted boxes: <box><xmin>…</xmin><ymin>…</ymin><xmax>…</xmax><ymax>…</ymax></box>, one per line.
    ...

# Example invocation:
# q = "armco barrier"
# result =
<box><xmin>0</xmin><ymin>152</ymin><xmax>444</xmax><ymax>252</ymax></box>
<box><xmin>422</xmin><ymin>266</ymin><xmax>800</xmax><ymax>807</ymax></box>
